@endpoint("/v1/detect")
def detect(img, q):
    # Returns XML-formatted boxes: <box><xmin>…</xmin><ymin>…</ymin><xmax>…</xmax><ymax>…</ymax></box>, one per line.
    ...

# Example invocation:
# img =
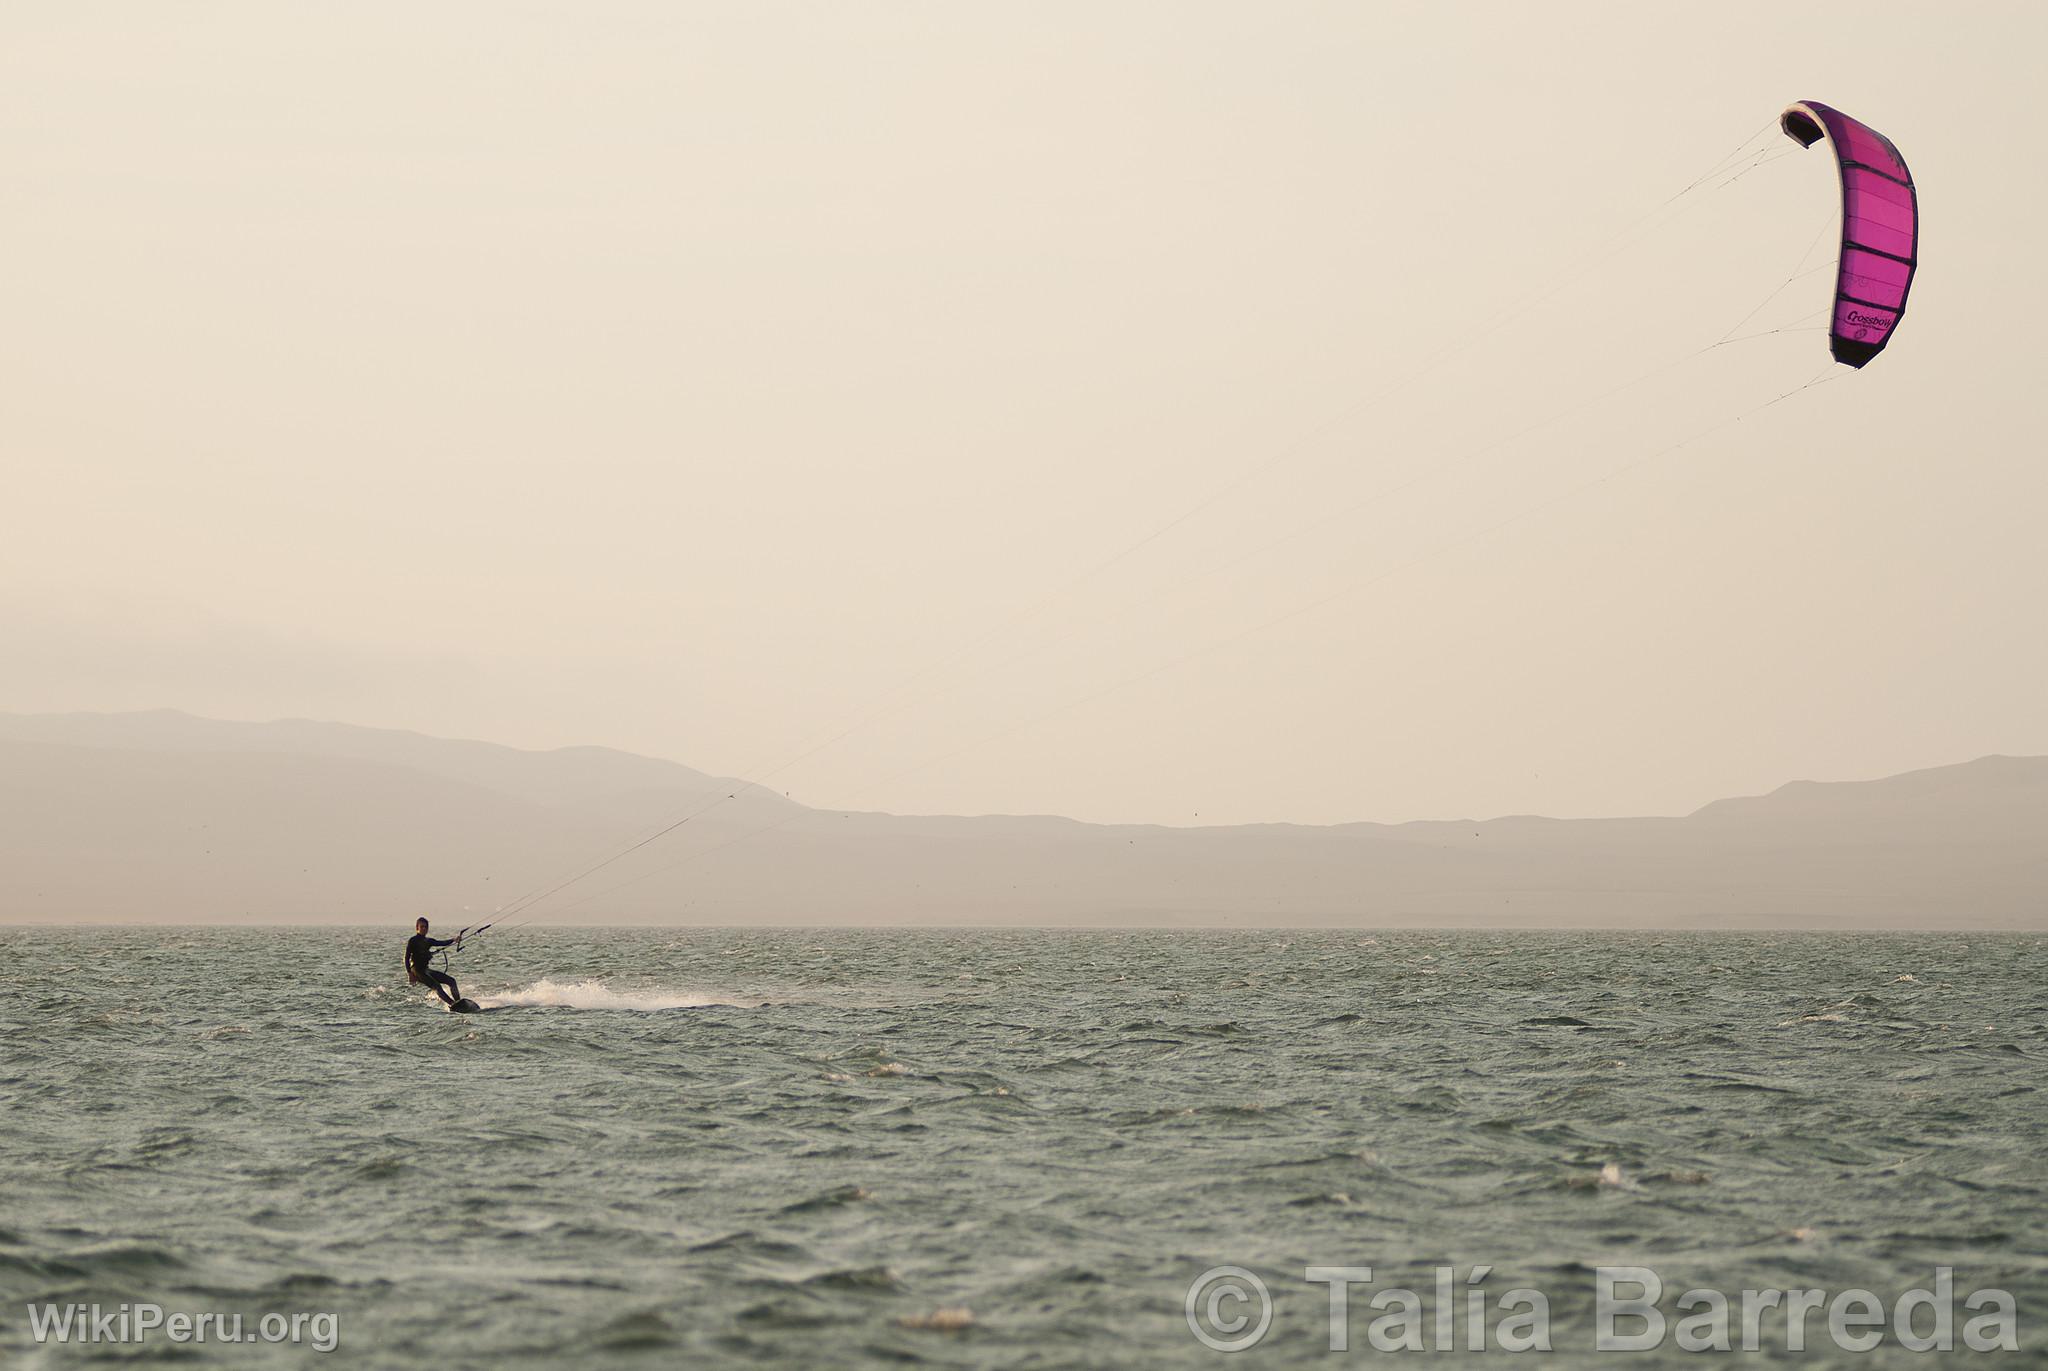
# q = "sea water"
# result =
<box><xmin>1</xmin><ymin>926</ymin><xmax>2042</xmax><ymax>1367</ymax></box>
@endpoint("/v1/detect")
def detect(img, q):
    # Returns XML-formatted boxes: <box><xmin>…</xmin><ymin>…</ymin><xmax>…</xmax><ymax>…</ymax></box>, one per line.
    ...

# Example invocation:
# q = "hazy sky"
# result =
<box><xmin>4</xmin><ymin>2</ymin><xmax>2043</xmax><ymax>826</ymax></box>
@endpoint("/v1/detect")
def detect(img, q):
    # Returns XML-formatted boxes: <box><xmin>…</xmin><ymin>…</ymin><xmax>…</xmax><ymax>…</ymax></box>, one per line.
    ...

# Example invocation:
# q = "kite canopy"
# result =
<box><xmin>1779</xmin><ymin>101</ymin><xmax>1917</xmax><ymax>368</ymax></box>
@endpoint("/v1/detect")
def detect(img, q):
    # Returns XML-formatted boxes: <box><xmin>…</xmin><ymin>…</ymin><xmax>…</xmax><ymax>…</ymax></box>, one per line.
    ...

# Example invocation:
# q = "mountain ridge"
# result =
<box><xmin>1</xmin><ymin>710</ymin><xmax>2041</xmax><ymax>927</ymax></box>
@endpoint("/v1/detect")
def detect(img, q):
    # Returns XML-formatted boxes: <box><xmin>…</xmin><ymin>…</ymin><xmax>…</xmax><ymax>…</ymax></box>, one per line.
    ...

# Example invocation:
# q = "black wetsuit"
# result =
<box><xmin>405</xmin><ymin>933</ymin><xmax>460</xmax><ymax>1005</ymax></box>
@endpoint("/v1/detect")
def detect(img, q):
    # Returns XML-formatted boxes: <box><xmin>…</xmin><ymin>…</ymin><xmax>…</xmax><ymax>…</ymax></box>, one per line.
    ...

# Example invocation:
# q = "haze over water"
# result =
<box><xmin>3</xmin><ymin>926</ymin><xmax>2041</xmax><ymax>1366</ymax></box>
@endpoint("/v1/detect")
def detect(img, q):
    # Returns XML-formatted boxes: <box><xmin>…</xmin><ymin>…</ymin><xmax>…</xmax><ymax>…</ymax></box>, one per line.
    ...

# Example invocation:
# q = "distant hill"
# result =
<box><xmin>0</xmin><ymin>708</ymin><xmax>789</xmax><ymax>816</ymax></box>
<box><xmin>1</xmin><ymin>710</ymin><xmax>2042</xmax><ymax>927</ymax></box>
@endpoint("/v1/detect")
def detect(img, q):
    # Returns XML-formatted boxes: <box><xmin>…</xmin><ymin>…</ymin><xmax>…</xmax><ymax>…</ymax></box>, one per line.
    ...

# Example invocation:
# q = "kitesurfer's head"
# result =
<box><xmin>416</xmin><ymin>917</ymin><xmax>430</xmax><ymax>933</ymax></box>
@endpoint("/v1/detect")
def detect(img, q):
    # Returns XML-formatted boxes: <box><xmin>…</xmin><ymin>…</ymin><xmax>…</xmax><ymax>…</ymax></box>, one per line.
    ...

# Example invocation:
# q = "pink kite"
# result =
<box><xmin>1780</xmin><ymin>101</ymin><xmax>1918</xmax><ymax>368</ymax></box>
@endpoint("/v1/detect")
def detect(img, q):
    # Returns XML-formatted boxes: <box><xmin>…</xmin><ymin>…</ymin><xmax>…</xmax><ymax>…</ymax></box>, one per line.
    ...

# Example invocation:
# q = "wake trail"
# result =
<box><xmin>475</xmin><ymin>979</ymin><xmax>761</xmax><ymax>1012</ymax></box>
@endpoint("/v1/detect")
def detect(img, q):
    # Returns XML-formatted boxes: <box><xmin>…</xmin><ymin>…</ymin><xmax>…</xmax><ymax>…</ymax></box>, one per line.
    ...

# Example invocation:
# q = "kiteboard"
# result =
<box><xmin>446</xmin><ymin>997</ymin><xmax>481</xmax><ymax>1014</ymax></box>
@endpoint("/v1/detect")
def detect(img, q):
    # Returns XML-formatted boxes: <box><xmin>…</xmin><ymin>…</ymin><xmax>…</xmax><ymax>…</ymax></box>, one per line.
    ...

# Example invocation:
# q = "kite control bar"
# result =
<box><xmin>433</xmin><ymin>923</ymin><xmax>493</xmax><ymax>966</ymax></box>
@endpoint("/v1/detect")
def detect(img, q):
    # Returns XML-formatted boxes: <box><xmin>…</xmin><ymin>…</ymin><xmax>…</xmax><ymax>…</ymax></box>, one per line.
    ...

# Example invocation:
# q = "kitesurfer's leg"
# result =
<box><xmin>426</xmin><ymin>969</ymin><xmax>460</xmax><ymax>1005</ymax></box>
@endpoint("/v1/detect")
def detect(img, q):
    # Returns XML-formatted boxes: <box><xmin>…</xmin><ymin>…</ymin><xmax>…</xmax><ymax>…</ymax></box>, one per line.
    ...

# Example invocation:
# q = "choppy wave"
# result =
<box><xmin>1</xmin><ymin>925</ymin><xmax>2042</xmax><ymax>1369</ymax></box>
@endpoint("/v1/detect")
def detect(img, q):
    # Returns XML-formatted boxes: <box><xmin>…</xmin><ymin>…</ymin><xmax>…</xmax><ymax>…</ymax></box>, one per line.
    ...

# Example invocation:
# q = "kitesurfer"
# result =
<box><xmin>405</xmin><ymin>917</ymin><xmax>462</xmax><ymax>1006</ymax></box>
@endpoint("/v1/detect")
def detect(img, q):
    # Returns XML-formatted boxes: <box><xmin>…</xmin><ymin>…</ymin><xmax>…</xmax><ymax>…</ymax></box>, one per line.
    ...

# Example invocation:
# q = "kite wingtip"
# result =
<box><xmin>1779</xmin><ymin>103</ymin><xmax>1826</xmax><ymax>149</ymax></box>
